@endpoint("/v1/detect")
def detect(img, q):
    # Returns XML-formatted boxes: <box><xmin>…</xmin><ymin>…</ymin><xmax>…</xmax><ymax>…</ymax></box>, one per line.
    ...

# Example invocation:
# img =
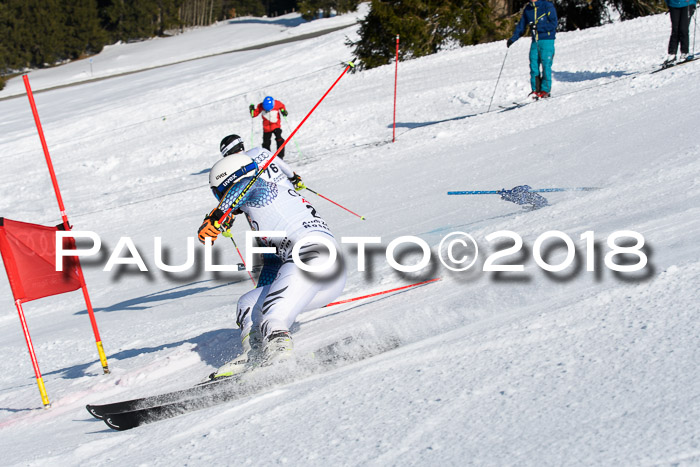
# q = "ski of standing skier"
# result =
<box><xmin>198</xmin><ymin>136</ymin><xmax>344</xmax><ymax>380</ymax></box>
<box><xmin>507</xmin><ymin>0</ymin><xmax>558</xmax><ymax>99</ymax></box>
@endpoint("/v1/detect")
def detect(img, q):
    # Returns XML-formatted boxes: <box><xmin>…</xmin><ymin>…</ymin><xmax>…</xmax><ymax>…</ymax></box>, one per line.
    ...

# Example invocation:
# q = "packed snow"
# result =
<box><xmin>0</xmin><ymin>7</ymin><xmax>699</xmax><ymax>465</ymax></box>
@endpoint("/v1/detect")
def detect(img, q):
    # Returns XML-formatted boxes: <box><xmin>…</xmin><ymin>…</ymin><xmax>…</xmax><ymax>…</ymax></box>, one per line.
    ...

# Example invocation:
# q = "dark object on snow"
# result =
<box><xmin>498</xmin><ymin>185</ymin><xmax>549</xmax><ymax>209</ymax></box>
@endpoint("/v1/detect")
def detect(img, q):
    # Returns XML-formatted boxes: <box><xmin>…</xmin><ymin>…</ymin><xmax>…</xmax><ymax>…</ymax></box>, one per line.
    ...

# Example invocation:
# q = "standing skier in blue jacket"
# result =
<box><xmin>507</xmin><ymin>0</ymin><xmax>558</xmax><ymax>99</ymax></box>
<box><xmin>664</xmin><ymin>0</ymin><xmax>697</xmax><ymax>65</ymax></box>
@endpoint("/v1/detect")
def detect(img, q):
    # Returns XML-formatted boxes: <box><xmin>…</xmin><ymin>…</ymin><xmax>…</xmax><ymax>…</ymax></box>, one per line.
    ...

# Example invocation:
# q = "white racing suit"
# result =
<box><xmin>218</xmin><ymin>175</ymin><xmax>345</xmax><ymax>342</ymax></box>
<box><xmin>245</xmin><ymin>146</ymin><xmax>295</xmax><ymax>189</ymax></box>
<box><xmin>244</xmin><ymin>146</ymin><xmax>293</xmax><ymax>286</ymax></box>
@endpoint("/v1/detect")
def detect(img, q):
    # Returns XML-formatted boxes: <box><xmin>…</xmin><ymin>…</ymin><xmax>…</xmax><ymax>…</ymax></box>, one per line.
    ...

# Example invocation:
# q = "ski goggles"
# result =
<box><xmin>211</xmin><ymin>162</ymin><xmax>258</xmax><ymax>201</ymax></box>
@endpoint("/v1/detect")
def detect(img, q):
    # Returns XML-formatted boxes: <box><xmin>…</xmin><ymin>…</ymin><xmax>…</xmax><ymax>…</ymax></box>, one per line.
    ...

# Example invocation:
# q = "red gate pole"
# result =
<box><xmin>15</xmin><ymin>299</ymin><xmax>51</xmax><ymax>407</ymax></box>
<box><xmin>393</xmin><ymin>35</ymin><xmax>399</xmax><ymax>143</ymax></box>
<box><xmin>22</xmin><ymin>75</ymin><xmax>110</xmax><ymax>374</ymax></box>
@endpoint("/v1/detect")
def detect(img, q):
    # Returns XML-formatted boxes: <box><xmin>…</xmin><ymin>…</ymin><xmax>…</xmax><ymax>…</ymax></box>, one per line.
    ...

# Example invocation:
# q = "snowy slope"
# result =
<box><xmin>1</xmin><ymin>9</ymin><xmax>699</xmax><ymax>466</ymax></box>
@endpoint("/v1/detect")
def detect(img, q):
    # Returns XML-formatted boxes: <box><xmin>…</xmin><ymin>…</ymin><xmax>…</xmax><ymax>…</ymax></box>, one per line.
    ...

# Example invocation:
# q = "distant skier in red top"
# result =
<box><xmin>249</xmin><ymin>96</ymin><xmax>288</xmax><ymax>159</ymax></box>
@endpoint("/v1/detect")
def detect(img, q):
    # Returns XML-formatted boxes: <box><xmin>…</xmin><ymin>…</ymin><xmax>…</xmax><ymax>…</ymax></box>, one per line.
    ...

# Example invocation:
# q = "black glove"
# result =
<box><xmin>289</xmin><ymin>173</ymin><xmax>304</xmax><ymax>191</ymax></box>
<box><xmin>506</xmin><ymin>38</ymin><xmax>514</xmax><ymax>48</ymax></box>
<box><xmin>280</xmin><ymin>109</ymin><xmax>288</xmax><ymax>117</ymax></box>
<box><xmin>249</xmin><ymin>104</ymin><xmax>255</xmax><ymax>115</ymax></box>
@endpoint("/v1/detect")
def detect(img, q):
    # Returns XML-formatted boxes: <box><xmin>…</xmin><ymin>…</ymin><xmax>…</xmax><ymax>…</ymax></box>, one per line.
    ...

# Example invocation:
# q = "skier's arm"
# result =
<box><xmin>510</xmin><ymin>11</ymin><xmax>529</xmax><ymax>43</ymax></box>
<box><xmin>288</xmin><ymin>173</ymin><xmax>304</xmax><ymax>191</ymax></box>
<box><xmin>272</xmin><ymin>158</ymin><xmax>304</xmax><ymax>190</ymax></box>
<box><xmin>277</xmin><ymin>101</ymin><xmax>288</xmax><ymax>117</ymax></box>
<box><xmin>251</xmin><ymin>104</ymin><xmax>262</xmax><ymax>118</ymax></box>
<box><xmin>198</xmin><ymin>208</ymin><xmax>230</xmax><ymax>244</ymax></box>
<box><xmin>273</xmin><ymin>157</ymin><xmax>295</xmax><ymax>179</ymax></box>
<box><xmin>544</xmin><ymin>3</ymin><xmax>558</xmax><ymax>31</ymax></box>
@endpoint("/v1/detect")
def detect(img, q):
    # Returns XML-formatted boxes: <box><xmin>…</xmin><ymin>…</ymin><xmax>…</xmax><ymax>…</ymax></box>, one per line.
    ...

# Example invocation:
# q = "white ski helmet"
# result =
<box><xmin>209</xmin><ymin>153</ymin><xmax>258</xmax><ymax>200</ymax></box>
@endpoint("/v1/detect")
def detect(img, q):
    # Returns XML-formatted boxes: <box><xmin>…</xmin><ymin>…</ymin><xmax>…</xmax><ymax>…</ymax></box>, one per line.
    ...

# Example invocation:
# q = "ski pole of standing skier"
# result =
<box><xmin>488</xmin><ymin>48</ymin><xmax>509</xmax><ymax>112</ymax></box>
<box><xmin>693</xmin><ymin>10</ymin><xmax>697</xmax><ymax>57</ymax></box>
<box><xmin>250</xmin><ymin>106</ymin><xmax>255</xmax><ymax>147</ymax></box>
<box><xmin>283</xmin><ymin>114</ymin><xmax>304</xmax><ymax>159</ymax></box>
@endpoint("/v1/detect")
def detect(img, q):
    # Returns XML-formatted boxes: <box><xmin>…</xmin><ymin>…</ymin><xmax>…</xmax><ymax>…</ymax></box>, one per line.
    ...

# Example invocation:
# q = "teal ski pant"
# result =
<box><xmin>529</xmin><ymin>39</ymin><xmax>555</xmax><ymax>93</ymax></box>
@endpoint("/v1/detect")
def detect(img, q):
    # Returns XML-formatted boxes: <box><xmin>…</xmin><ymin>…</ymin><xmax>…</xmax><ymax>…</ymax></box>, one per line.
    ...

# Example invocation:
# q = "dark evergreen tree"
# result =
<box><xmin>609</xmin><ymin>0</ymin><xmax>665</xmax><ymax>20</ymax></box>
<box><xmin>440</xmin><ymin>0</ymin><xmax>500</xmax><ymax>45</ymax></box>
<box><xmin>349</xmin><ymin>0</ymin><xmax>499</xmax><ymax>71</ymax></box>
<box><xmin>269</xmin><ymin>0</ymin><xmax>298</xmax><ymax>16</ymax></box>
<box><xmin>298</xmin><ymin>0</ymin><xmax>357</xmax><ymax>20</ymax></box>
<box><xmin>217</xmin><ymin>0</ymin><xmax>267</xmax><ymax>18</ymax></box>
<box><xmin>62</xmin><ymin>0</ymin><xmax>108</xmax><ymax>58</ymax></box>
<box><xmin>545</xmin><ymin>0</ymin><xmax>607</xmax><ymax>31</ymax></box>
<box><xmin>98</xmin><ymin>0</ymin><xmax>181</xmax><ymax>41</ymax></box>
<box><xmin>0</xmin><ymin>2</ymin><xmax>7</xmax><ymax>90</ymax></box>
<box><xmin>1</xmin><ymin>0</ymin><xmax>64</xmax><ymax>68</ymax></box>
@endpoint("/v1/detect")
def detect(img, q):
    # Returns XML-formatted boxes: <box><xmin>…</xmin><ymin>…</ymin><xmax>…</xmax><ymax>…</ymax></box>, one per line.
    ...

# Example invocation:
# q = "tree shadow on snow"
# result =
<box><xmin>553</xmin><ymin>70</ymin><xmax>631</xmax><ymax>82</ymax></box>
<box><xmin>43</xmin><ymin>327</ymin><xmax>242</xmax><ymax>380</ymax></box>
<box><xmin>74</xmin><ymin>279</ymin><xmax>244</xmax><ymax>314</ymax></box>
<box><xmin>229</xmin><ymin>17</ymin><xmax>306</xmax><ymax>27</ymax></box>
<box><xmin>390</xmin><ymin>113</ymin><xmax>478</xmax><ymax>130</ymax></box>
<box><xmin>0</xmin><ymin>405</ymin><xmax>35</xmax><ymax>414</ymax></box>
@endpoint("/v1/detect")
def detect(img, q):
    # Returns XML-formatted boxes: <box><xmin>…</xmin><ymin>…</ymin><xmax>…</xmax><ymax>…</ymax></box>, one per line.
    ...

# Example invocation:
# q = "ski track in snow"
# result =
<box><xmin>0</xmin><ymin>8</ymin><xmax>699</xmax><ymax>466</ymax></box>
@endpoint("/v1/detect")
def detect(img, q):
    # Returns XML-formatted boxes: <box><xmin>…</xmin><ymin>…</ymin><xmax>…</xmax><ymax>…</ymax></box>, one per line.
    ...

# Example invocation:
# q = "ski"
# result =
<box><xmin>499</xmin><ymin>100</ymin><xmax>531</xmax><ymax>111</ymax></box>
<box><xmin>102</xmin><ymin>374</ymin><xmax>271</xmax><ymax>430</ymax></box>
<box><xmin>498</xmin><ymin>96</ymin><xmax>543</xmax><ymax>112</ymax></box>
<box><xmin>651</xmin><ymin>55</ymin><xmax>698</xmax><ymax>74</ymax></box>
<box><xmin>89</xmin><ymin>278</ymin><xmax>436</xmax><ymax>420</ymax></box>
<box><xmin>86</xmin><ymin>374</ymin><xmax>239</xmax><ymax>420</ymax></box>
<box><xmin>90</xmin><ymin>336</ymin><xmax>400</xmax><ymax>429</ymax></box>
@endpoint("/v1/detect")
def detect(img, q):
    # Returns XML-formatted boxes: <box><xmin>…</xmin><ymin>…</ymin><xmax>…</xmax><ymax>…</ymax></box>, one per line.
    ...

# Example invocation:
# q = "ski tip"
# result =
<box><xmin>86</xmin><ymin>404</ymin><xmax>105</xmax><ymax>420</ymax></box>
<box><xmin>104</xmin><ymin>412</ymin><xmax>138</xmax><ymax>431</ymax></box>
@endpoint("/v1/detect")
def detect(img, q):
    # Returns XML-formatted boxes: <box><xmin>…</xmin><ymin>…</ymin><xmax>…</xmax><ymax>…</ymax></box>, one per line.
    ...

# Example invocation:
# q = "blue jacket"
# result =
<box><xmin>510</xmin><ymin>0</ymin><xmax>558</xmax><ymax>43</ymax></box>
<box><xmin>665</xmin><ymin>0</ymin><xmax>696</xmax><ymax>8</ymax></box>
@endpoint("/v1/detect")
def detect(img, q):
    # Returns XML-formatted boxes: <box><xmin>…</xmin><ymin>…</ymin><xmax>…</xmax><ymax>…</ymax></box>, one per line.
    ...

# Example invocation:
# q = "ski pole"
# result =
<box><xmin>250</xmin><ymin>107</ymin><xmax>255</xmax><ymax>148</ymax></box>
<box><xmin>693</xmin><ymin>9</ymin><xmax>697</xmax><ymax>57</ymax></box>
<box><xmin>223</xmin><ymin>229</ymin><xmax>256</xmax><ymax>286</ymax></box>
<box><xmin>304</xmin><ymin>186</ymin><xmax>366</xmax><ymax>220</ymax></box>
<box><xmin>448</xmin><ymin>190</ymin><xmax>501</xmax><ymax>195</ymax></box>
<box><xmin>216</xmin><ymin>61</ymin><xmax>356</xmax><ymax>223</ymax></box>
<box><xmin>283</xmin><ymin>114</ymin><xmax>304</xmax><ymax>159</ymax></box>
<box><xmin>393</xmin><ymin>34</ymin><xmax>400</xmax><ymax>143</ymax></box>
<box><xmin>533</xmin><ymin>187</ymin><xmax>599</xmax><ymax>192</ymax></box>
<box><xmin>487</xmin><ymin>48</ymin><xmax>509</xmax><ymax>113</ymax></box>
<box><xmin>447</xmin><ymin>187</ymin><xmax>599</xmax><ymax>195</ymax></box>
<box><xmin>325</xmin><ymin>278</ymin><xmax>440</xmax><ymax>307</ymax></box>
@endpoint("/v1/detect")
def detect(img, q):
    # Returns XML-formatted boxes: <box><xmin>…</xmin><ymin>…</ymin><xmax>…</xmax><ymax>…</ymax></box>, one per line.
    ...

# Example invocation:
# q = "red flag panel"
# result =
<box><xmin>0</xmin><ymin>218</ymin><xmax>81</xmax><ymax>303</ymax></box>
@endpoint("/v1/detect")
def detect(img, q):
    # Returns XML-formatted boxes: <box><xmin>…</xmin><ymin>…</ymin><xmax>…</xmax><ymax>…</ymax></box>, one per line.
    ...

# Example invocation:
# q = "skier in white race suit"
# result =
<box><xmin>198</xmin><ymin>134</ymin><xmax>346</xmax><ymax>380</ymax></box>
